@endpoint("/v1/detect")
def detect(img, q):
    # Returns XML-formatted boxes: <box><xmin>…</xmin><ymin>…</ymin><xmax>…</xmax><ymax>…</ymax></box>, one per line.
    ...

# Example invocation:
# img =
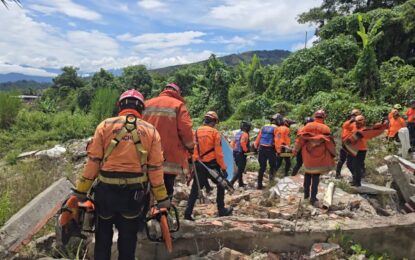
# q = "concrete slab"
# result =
<box><xmin>386</xmin><ymin>158</ymin><xmax>415</xmax><ymax>202</ymax></box>
<box><xmin>349</xmin><ymin>183</ymin><xmax>397</xmax><ymax>195</ymax></box>
<box><xmin>0</xmin><ymin>178</ymin><xmax>73</xmax><ymax>253</ymax></box>
<box><xmin>394</xmin><ymin>155</ymin><xmax>415</xmax><ymax>173</ymax></box>
<box><xmin>129</xmin><ymin>213</ymin><xmax>415</xmax><ymax>260</ymax></box>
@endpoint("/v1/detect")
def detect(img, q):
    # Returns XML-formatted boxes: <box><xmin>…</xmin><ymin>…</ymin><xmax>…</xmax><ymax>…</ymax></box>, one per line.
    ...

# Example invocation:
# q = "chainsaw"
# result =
<box><xmin>56</xmin><ymin>196</ymin><xmax>95</xmax><ymax>246</ymax></box>
<box><xmin>145</xmin><ymin>204</ymin><xmax>180</xmax><ymax>254</ymax></box>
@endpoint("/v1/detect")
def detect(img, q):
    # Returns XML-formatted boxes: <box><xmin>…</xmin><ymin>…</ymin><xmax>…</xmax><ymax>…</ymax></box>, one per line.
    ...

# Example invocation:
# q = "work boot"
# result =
<box><xmin>335</xmin><ymin>172</ymin><xmax>342</xmax><ymax>179</ymax></box>
<box><xmin>184</xmin><ymin>214</ymin><xmax>195</xmax><ymax>221</ymax></box>
<box><xmin>218</xmin><ymin>207</ymin><xmax>233</xmax><ymax>217</ymax></box>
<box><xmin>310</xmin><ymin>198</ymin><xmax>319</xmax><ymax>207</ymax></box>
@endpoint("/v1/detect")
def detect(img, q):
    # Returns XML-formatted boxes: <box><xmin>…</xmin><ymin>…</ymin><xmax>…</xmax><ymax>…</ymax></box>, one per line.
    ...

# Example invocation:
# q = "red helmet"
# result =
<box><xmin>314</xmin><ymin>109</ymin><xmax>326</xmax><ymax>119</ymax></box>
<box><xmin>119</xmin><ymin>89</ymin><xmax>144</xmax><ymax>105</ymax></box>
<box><xmin>165</xmin><ymin>83</ymin><xmax>181</xmax><ymax>93</ymax></box>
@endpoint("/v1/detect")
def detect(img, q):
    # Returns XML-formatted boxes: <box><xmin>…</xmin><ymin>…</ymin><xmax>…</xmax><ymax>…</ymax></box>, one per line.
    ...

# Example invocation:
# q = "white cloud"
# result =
<box><xmin>137</xmin><ymin>0</ymin><xmax>165</xmax><ymax>10</ymax></box>
<box><xmin>213</xmin><ymin>35</ymin><xmax>256</xmax><ymax>50</ymax></box>
<box><xmin>28</xmin><ymin>0</ymin><xmax>102</xmax><ymax>21</ymax></box>
<box><xmin>0</xmin><ymin>63</ymin><xmax>57</xmax><ymax>77</ymax></box>
<box><xmin>291</xmin><ymin>35</ymin><xmax>319</xmax><ymax>51</ymax></box>
<box><xmin>68</xmin><ymin>22</ymin><xmax>77</xmax><ymax>27</ymax></box>
<box><xmin>0</xmin><ymin>5</ymin><xmax>212</xmax><ymax>75</ymax></box>
<box><xmin>118</xmin><ymin>31</ymin><xmax>206</xmax><ymax>51</ymax></box>
<box><xmin>203</xmin><ymin>0</ymin><xmax>321</xmax><ymax>36</ymax></box>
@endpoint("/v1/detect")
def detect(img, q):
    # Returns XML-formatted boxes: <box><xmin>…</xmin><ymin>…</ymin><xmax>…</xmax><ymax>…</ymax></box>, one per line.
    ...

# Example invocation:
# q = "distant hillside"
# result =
<box><xmin>0</xmin><ymin>73</ymin><xmax>53</xmax><ymax>83</ymax></box>
<box><xmin>0</xmin><ymin>80</ymin><xmax>51</xmax><ymax>93</ymax></box>
<box><xmin>151</xmin><ymin>49</ymin><xmax>291</xmax><ymax>74</ymax></box>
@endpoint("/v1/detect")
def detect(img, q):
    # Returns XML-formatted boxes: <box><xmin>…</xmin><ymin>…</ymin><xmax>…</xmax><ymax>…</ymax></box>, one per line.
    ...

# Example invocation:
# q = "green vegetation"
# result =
<box><xmin>0</xmin><ymin>91</ymin><xmax>21</xmax><ymax>129</ymax></box>
<box><xmin>0</xmin><ymin>0</ymin><xmax>414</xmax><ymax>167</ymax></box>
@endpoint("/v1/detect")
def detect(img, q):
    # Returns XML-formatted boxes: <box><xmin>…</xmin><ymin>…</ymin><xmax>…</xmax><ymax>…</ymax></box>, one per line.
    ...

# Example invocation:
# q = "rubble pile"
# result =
<box><xmin>173</xmin><ymin>172</ymin><xmax>380</xmax><ymax>223</ymax></box>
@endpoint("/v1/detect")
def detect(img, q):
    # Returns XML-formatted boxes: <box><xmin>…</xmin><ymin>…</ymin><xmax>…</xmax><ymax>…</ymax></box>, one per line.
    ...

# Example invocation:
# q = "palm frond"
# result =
<box><xmin>1</xmin><ymin>0</ymin><xmax>21</xmax><ymax>8</ymax></box>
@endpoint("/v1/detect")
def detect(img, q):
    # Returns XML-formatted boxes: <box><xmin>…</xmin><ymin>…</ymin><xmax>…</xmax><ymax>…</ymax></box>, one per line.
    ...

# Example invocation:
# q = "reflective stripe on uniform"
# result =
<box><xmin>163</xmin><ymin>161</ymin><xmax>187</xmax><ymax>175</ymax></box>
<box><xmin>143</xmin><ymin>107</ymin><xmax>177</xmax><ymax>118</ymax></box>
<box><xmin>98</xmin><ymin>174</ymin><xmax>148</xmax><ymax>185</ymax></box>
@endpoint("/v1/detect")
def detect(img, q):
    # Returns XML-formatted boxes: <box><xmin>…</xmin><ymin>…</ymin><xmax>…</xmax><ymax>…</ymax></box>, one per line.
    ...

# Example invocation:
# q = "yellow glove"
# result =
<box><xmin>75</xmin><ymin>176</ymin><xmax>94</xmax><ymax>194</ymax></box>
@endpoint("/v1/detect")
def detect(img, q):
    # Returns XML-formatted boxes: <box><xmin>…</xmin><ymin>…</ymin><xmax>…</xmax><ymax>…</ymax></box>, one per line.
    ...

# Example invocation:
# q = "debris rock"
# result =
<box><xmin>208</xmin><ymin>247</ymin><xmax>249</xmax><ymax>260</ymax></box>
<box><xmin>174</xmin><ymin>187</ymin><xmax>189</xmax><ymax>201</ymax></box>
<box><xmin>35</xmin><ymin>145</ymin><xmax>66</xmax><ymax>159</ymax></box>
<box><xmin>309</xmin><ymin>243</ymin><xmax>342</xmax><ymax>260</ymax></box>
<box><xmin>386</xmin><ymin>157</ymin><xmax>415</xmax><ymax>202</ymax></box>
<box><xmin>349</xmin><ymin>183</ymin><xmax>397</xmax><ymax>195</ymax></box>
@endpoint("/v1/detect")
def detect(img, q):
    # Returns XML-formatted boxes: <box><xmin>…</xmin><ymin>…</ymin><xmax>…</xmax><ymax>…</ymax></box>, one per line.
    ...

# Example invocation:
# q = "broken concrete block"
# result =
<box><xmin>227</xmin><ymin>193</ymin><xmax>250</xmax><ymax>205</ymax></box>
<box><xmin>17</xmin><ymin>150</ymin><xmax>39</xmax><ymax>159</ymax></box>
<box><xmin>323</xmin><ymin>182</ymin><xmax>335</xmax><ymax>209</ymax></box>
<box><xmin>209</xmin><ymin>247</ymin><xmax>248</xmax><ymax>260</ymax></box>
<box><xmin>35</xmin><ymin>145</ymin><xmax>67</xmax><ymax>159</ymax></box>
<box><xmin>393</xmin><ymin>155</ymin><xmax>415</xmax><ymax>174</ymax></box>
<box><xmin>387</xmin><ymin>158</ymin><xmax>415</xmax><ymax>202</ymax></box>
<box><xmin>376</xmin><ymin>165</ymin><xmax>389</xmax><ymax>175</ymax></box>
<box><xmin>349</xmin><ymin>183</ymin><xmax>397</xmax><ymax>195</ymax></box>
<box><xmin>310</xmin><ymin>243</ymin><xmax>342</xmax><ymax>260</ymax></box>
<box><xmin>0</xmin><ymin>178</ymin><xmax>73</xmax><ymax>253</ymax></box>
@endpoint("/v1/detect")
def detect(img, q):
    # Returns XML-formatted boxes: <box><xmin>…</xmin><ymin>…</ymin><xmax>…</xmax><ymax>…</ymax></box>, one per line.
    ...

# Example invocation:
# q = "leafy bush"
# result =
<box><xmin>233</xmin><ymin>96</ymin><xmax>274</xmax><ymax>120</ymax></box>
<box><xmin>289</xmin><ymin>90</ymin><xmax>389</xmax><ymax>129</ymax></box>
<box><xmin>0</xmin><ymin>92</ymin><xmax>22</xmax><ymax>129</ymax></box>
<box><xmin>90</xmin><ymin>87</ymin><xmax>119</xmax><ymax>124</ymax></box>
<box><xmin>0</xmin><ymin>110</ymin><xmax>94</xmax><ymax>157</ymax></box>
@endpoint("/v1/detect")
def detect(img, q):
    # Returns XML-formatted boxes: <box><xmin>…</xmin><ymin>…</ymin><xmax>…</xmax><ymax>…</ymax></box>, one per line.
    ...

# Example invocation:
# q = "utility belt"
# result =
<box><xmin>98</xmin><ymin>171</ymin><xmax>148</xmax><ymax>188</ymax></box>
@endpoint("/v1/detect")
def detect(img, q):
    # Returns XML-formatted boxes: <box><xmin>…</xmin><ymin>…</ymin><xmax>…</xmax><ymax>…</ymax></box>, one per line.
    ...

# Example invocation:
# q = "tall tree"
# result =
<box><xmin>52</xmin><ymin>67</ymin><xmax>84</xmax><ymax>89</ymax></box>
<box><xmin>120</xmin><ymin>65</ymin><xmax>153</xmax><ymax>98</ymax></box>
<box><xmin>91</xmin><ymin>68</ymin><xmax>116</xmax><ymax>90</ymax></box>
<box><xmin>203</xmin><ymin>54</ymin><xmax>232</xmax><ymax>120</ymax></box>
<box><xmin>353</xmin><ymin>14</ymin><xmax>384</xmax><ymax>97</ymax></box>
<box><xmin>298</xmin><ymin>0</ymin><xmax>408</xmax><ymax>27</ymax></box>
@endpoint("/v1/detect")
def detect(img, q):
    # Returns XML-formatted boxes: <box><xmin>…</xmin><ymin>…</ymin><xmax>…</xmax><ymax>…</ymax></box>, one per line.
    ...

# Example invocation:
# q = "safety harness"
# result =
<box><xmin>100</xmin><ymin>114</ymin><xmax>149</xmax><ymax>185</ymax></box>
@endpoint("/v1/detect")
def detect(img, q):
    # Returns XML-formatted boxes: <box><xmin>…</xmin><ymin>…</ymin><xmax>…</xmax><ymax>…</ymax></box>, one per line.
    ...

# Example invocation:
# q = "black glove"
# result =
<box><xmin>220</xmin><ymin>169</ymin><xmax>228</xmax><ymax>178</ymax></box>
<box><xmin>157</xmin><ymin>198</ymin><xmax>171</xmax><ymax>209</ymax></box>
<box><xmin>71</xmin><ymin>188</ymin><xmax>87</xmax><ymax>202</ymax></box>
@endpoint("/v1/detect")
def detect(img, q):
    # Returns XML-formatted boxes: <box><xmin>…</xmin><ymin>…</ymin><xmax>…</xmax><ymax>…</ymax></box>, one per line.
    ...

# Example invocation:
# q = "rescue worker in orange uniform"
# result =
<box><xmin>291</xmin><ymin>117</ymin><xmax>314</xmax><ymax>176</ymax></box>
<box><xmin>275</xmin><ymin>116</ymin><xmax>291</xmax><ymax>176</ymax></box>
<box><xmin>387</xmin><ymin>109</ymin><xmax>406</xmax><ymax>142</ymax></box>
<box><xmin>406</xmin><ymin>100</ymin><xmax>415</xmax><ymax>147</ymax></box>
<box><xmin>71</xmin><ymin>89</ymin><xmax>169</xmax><ymax>260</ymax></box>
<box><xmin>344</xmin><ymin>115</ymin><xmax>387</xmax><ymax>186</ymax></box>
<box><xmin>143</xmin><ymin>83</ymin><xmax>194</xmax><ymax>200</ymax></box>
<box><xmin>336</xmin><ymin>109</ymin><xmax>361</xmax><ymax>179</ymax></box>
<box><xmin>254</xmin><ymin>114</ymin><xmax>281</xmax><ymax>189</ymax></box>
<box><xmin>294</xmin><ymin>110</ymin><xmax>336</xmax><ymax>206</ymax></box>
<box><xmin>184</xmin><ymin>111</ymin><xmax>233</xmax><ymax>220</ymax></box>
<box><xmin>230</xmin><ymin>120</ymin><xmax>251</xmax><ymax>188</ymax></box>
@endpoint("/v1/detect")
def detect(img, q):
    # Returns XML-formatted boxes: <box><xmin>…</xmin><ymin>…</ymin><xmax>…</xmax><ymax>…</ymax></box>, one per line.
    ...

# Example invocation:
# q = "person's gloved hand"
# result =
<box><xmin>157</xmin><ymin>198</ymin><xmax>171</xmax><ymax>209</ymax></box>
<box><xmin>71</xmin><ymin>188</ymin><xmax>87</xmax><ymax>202</ymax></box>
<box><xmin>220</xmin><ymin>169</ymin><xmax>228</xmax><ymax>178</ymax></box>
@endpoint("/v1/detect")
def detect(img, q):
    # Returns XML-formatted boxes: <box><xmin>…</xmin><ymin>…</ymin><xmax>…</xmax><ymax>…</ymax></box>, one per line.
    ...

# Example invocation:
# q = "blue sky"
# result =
<box><xmin>0</xmin><ymin>0</ymin><xmax>321</xmax><ymax>77</ymax></box>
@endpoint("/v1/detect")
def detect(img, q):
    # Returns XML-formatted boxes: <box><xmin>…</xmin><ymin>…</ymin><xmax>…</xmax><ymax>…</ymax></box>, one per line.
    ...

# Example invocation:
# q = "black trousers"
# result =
<box><xmin>95</xmin><ymin>214</ymin><xmax>141</xmax><ymax>260</ymax></box>
<box><xmin>303</xmin><ymin>173</ymin><xmax>320</xmax><ymax>201</ymax></box>
<box><xmin>408</xmin><ymin>122</ymin><xmax>415</xmax><ymax>146</ymax></box>
<box><xmin>184</xmin><ymin>161</ymin><xmax>225</xmax><ymax>217</ymax></box>
<box><xmin>336</xmin><ymin>148</ymin><xmax>353</xmax><ymax>175</ymax></box>
<box><xmin>275</xmin><ymin>156</ymin><xmax>291</xmax><ymax>176</ymax></box>
<box><xmin>231</xmin><ymin>151</ymin><xmax>247</xmax><ymax>186</ymax></box>
<box><xmin>94</xmin><ymin>182</ymin><xmax>148</xmax><ymax>260</ymax></box>
<box><xmin>258</xmin><ymin>146</ymin><xmax>277</xmax><ymax>188</ymax></box>
<box><xmin>164</xmin><ymin>174</ymin><xmax>176</xmax><ymax>199</ymax></box>
<box><xmin>351</xmin><ymin>150</ymin><xmax>367</xmax><ymax>186</ymax></box>
<box><xmin>292</xmin><ymin>150</ymin><xmax>303</xmax><ymax>176</ymax></box>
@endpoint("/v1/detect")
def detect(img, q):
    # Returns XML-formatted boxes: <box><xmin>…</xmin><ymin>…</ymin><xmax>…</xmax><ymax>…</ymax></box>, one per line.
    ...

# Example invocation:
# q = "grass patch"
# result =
<box><xmin>0</xmin><ymin>157</ymin><xmax>77</xmax><ymax>227</ymax></box>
